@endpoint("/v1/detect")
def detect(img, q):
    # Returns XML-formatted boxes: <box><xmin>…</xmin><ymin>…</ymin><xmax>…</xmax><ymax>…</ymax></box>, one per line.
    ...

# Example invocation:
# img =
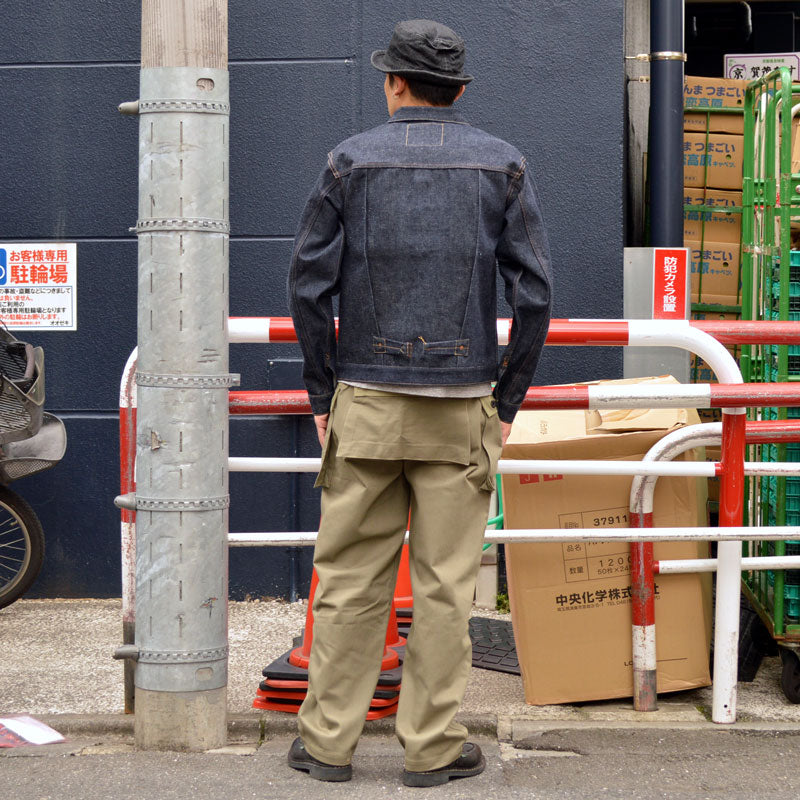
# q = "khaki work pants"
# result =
<box><xmin>297</xmin><ymin>384</ymin><xmax>502</xmax><ymax>771</ymax></box>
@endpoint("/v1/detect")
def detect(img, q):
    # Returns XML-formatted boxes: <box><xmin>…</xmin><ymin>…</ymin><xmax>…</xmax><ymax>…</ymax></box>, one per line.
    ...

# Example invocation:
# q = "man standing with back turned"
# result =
<box><xmin>287</xmin><ymin>19</ymin><xmax>552</xmax><ymax>787</ymax></box>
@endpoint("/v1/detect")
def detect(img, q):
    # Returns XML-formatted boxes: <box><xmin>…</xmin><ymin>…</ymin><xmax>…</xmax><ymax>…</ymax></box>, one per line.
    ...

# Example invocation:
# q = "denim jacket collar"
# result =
<box><xmin>387</xmin><ymin>105</ymin><xmax>469</xmax><ymax>125</ymax></box>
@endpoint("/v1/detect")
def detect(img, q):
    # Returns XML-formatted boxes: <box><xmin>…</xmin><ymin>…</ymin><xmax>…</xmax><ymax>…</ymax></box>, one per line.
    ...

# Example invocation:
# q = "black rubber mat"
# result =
<box><xmin>262</xmin><ymin>648</ymin><xmax>404</xmax><ymax>686</ymax></box>
<box><xmin>469</xmin><ymin>617</ymin><xmax>520</xmax><ymax>675</ymax></box>
<box><xmin>263</xmin><ymin>619</ymin><xmax>519</xmax><ymax>680</ymax></box>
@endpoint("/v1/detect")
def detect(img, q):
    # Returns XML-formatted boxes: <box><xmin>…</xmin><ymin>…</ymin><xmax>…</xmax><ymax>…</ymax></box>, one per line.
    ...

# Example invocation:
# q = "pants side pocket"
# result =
<box><xmin>313</xmin><ymin>384</ymin><xmax>343</xmax><ymax>489</ymax></box>
<box><xmin>478</xmin><ymin>396</ymin><xmax>502</xmax><ymax>492</ymax></box>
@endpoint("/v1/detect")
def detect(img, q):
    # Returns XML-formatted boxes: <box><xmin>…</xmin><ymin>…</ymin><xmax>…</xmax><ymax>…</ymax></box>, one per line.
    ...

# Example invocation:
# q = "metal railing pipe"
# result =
<box><xmin>228</xmin><ymin>456</ymin><xmax>718</xmax><ymax>478</ymax></box>
<box><xmin>656</xmin><ymin>556</ymin><xmax>800</xmax><ymax>574</ymax></box>
<box><xmin>227</xmin><ymin>316</ymin><xmax>800</xmax><ymax>347</ymax></box>
<box><xmin>229</xmin><ymin>384</ymin><xmax>800</xmax><ymax>416</ymax></box>
<box><xmin>227</xmin><ymin>527</ymin><xmax>800</xmax><ymax>547</ymax></box>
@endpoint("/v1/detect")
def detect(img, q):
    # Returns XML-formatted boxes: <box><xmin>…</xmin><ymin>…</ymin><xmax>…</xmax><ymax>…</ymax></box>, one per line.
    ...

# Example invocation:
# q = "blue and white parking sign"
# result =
<box><xmin>0</xmin><ymin>249</ymin><xmax>6</xmax><ymax>286</ymax></box>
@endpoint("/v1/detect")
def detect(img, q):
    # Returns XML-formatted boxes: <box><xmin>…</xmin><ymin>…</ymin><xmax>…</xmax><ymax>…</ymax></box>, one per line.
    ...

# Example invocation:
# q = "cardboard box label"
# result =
<box><xmin>519</xmin><ymin>473</ymin><xmax>563</xmax><ymax>485</ymax></box>
<box><xmin>558</xmin><ymin>508</ymin><xmax>629</xmax><ymax>531</ymax></box>
<box><xmin>683</xmin><ymin>189</ymin><xmax>742</xmax><ymax>244</ymax></box>
<box><xmin>684</xmin><ymin>76</ymin><xmax>746</xmax><ymax>107</ymax></box>
<box><xmin>554</xmin><ymin>581</ymin><xmax>662</xmax><ymax>609</ymax></box>
<box><xmin>686</xmin><ymin>240</ymin><xmax>740</xmax><ymax>305</ymax></box>
<box><xmin>562</xmin><ymin>539</ymin><xmax>633</xmax><ymax>583</ymax></box>
<box><xmin>683</xmin><ymin>133</ymin><xmax>743</xmax><ymax>190</ymax></box>
<box><xmin>684</xmin><ymin>76</ymin><xmax>747</xmax><ymax>135</ymax></box>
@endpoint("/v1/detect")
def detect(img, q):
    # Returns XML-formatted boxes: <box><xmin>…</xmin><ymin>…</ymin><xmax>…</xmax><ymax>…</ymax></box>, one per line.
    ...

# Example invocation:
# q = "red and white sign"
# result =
<box><xmin>652</xmin><ymin>248</ymin><xmax>688</xmax><ymax>320</ymax></box>
<box><xmin>0</xmin><ymin>243</ymin><xmax>77</xmax><ymax>330</ymax></box>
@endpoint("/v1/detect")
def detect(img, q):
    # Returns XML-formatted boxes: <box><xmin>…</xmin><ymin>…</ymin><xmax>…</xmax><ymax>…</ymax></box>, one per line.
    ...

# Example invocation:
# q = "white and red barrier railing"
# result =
<box><xmin>228</xmin><ymin>316</ymin><xmax>800</xmax><ymax>347</ymax></box>
<box><xmin>119</xmin><ymin>317</ymin><xmax>800</xmax><ymax>723</ymax></box>
<box><xmin>227</xmin><ymin>383</ymin><xmax>800</xmax><ymax>416</ymax></box>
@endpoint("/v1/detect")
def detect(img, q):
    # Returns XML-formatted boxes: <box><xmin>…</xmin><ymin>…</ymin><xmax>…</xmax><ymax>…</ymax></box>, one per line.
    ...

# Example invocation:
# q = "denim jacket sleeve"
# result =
<box><xmin>494</xmin><ymin>161</ymin><xmax>553</xmax><ymax>423</ymax></box>
<box><xmin>287</xmin><ymin>160</ymin><xmax>345</xmax><ymax>415</ymax></box>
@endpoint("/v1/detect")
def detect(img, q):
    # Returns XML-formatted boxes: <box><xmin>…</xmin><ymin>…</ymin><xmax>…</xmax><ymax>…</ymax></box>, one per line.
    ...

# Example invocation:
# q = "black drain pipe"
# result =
<box><xmin>649</xmin><ymin>0</ymin><xmax>685</xmax><ymax>246</ymax></box>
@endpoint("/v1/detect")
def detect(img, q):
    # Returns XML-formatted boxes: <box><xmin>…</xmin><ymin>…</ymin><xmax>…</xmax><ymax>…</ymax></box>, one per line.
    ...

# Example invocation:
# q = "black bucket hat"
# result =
<box><xmin>371</xmin><ymin>19</ymin><xmax>473</xmax><ymax>86</ymax></box>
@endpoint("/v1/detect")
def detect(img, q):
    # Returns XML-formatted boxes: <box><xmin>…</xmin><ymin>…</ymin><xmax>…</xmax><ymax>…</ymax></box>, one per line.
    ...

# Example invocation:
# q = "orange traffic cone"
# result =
<box><xmin>394</xmin><ymin>543</ymin><xmax>414</xmax><ymax>611</ymax></box>
<box><xmin>288</xmin><ymin>569</ymin><xmax>402</xmax><ymax>670</ymax></box>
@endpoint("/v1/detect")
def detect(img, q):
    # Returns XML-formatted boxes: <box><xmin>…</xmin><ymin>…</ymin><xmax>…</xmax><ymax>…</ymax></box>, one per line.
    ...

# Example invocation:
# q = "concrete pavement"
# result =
<box><xmin>2</xmin><ymin>599</ymin><xmax>800</xmax><ymax>798</ymax></box>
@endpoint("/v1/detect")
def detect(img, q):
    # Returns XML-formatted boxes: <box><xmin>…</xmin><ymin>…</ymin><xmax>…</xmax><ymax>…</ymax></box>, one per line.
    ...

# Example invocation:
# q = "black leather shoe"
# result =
<box><xmin>287</xmin><ymin>737</ymin><xmax>352</xmax><ymax>782</ymax></box>
<box><xmin>402</xmin><ymin>742</ymin><xmax>486</xmax><ymax>787</ymax></box>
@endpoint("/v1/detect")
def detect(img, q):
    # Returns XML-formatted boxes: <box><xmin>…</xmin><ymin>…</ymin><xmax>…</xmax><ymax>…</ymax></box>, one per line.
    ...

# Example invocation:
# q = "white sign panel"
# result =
<box><xmin>0</xmin><ymin>243</ymin><xmax>77</xmax><ymax>331</ymax></box>
<box><xmin>725</xmin><ymin>52</ymin><xmax>800</xmax><ymax>81</ymax></box>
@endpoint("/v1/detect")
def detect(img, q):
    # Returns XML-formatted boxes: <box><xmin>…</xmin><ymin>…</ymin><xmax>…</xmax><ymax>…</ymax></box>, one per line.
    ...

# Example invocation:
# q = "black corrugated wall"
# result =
<box><xmin>0</xmin><ymin>1</ymin><xmax>624</xmax><ymax>599</ymax></box>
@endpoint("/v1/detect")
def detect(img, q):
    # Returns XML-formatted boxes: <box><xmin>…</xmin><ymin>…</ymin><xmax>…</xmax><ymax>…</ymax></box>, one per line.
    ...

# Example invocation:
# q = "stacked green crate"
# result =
<box><xmin>759</xmin><ymin>249</ymin><xmax>800</xmax><ymax>625</ymax></box>
<box><xmin>741</xmin><ymin>68</ymin><xmax>800</xmax><ymax>696</ymax></box>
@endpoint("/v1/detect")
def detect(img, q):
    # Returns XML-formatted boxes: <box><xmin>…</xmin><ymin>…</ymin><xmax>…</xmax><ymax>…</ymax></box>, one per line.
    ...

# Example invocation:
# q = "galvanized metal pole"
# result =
<box><xmin>133</xmin><ymin>0</ymin><xmax>230</xmax><ymax>750</ymax></box>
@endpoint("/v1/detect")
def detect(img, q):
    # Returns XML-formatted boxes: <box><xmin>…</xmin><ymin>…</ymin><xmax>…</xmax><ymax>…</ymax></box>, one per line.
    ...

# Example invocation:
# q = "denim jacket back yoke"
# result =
<box><xmin>288</xmin><ymin>105</ymin><xmax>553</xmax><ymax>423</ymax></box>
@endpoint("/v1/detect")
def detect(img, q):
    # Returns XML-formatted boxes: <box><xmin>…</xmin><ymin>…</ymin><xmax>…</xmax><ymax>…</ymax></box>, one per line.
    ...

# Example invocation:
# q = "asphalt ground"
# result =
<box><xmin>2</xmin><ymin>599</ymin><xmax>800</xmax><ymax>799</ymax></box>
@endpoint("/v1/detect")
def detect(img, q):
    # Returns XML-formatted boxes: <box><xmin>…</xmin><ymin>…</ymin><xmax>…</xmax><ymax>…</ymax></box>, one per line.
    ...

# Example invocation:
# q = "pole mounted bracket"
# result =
<box><xmin>113</xmin><ymin>645</ymin><xmax>140</xmax><ymax>661</ymax></box>
<box><xmin>115</xmin><ymin>493</ymin><xmax>137</xmax><ymax>511</ymax></box>
<box><xmin>626</xmin><ymin>52</ymin><xmax>687</xmax><ymax>62</ymax></box>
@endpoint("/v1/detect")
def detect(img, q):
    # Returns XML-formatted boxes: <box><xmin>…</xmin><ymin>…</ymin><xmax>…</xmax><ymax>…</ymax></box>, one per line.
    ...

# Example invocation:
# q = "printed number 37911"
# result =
<box><xmin>592</xmin><ymin>514</ymin><xmax>628</xmax><ymax>527</ymax></box>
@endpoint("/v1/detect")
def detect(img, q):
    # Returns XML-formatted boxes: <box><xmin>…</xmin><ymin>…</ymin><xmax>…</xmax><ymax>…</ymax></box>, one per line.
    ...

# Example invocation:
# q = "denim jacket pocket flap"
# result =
<box><xmin>422</xmin><ymin>338</ymin><xmax>470</xmax><ymax>356</ymax></box>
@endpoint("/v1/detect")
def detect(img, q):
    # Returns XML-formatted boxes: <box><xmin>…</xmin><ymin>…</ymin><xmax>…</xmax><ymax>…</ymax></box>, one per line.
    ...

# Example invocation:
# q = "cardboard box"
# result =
<box><xmin>686</xmin><ymin>239</ymin><xmax>740</xmax><ymax>306</ymax></box>
<box><xmin>684</xmin><ymin>133</ymin><xmax>743</xmax><ymax>190</ymax></box>
<box><xmin>684</xmin><ymin>76</ymin><xmax>746</xmax><ymax>135</ymax></box>
<box><xmin>689</xmin><ymin>312</ymin><xmax>740</xmax><ymax>384</ymax></box>
<box><xmin>705</xmin><ymin>446</ymin><xmax>721</xmax><ymax>504</ymax></box>
<box><xmin>792</xmin><ymin>121</ymin><xmax>800</xmax><ymax>175</ymax></box>
<box><xmin>503</xmin><ymin>382</ymin><xmax>712</xmax><ymax>705</ymax></box>
<box><xmin>683</xmin><ymin>188</ymin><xmax>742</xmax><ymax>244</ymax></box>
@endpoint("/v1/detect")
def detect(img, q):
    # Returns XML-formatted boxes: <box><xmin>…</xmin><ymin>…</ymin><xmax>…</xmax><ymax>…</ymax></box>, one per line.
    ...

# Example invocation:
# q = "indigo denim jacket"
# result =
<box><xmin>288</xmin><ymin>105</ymin><xmax>552</xmax><ymax>423</ymax></box>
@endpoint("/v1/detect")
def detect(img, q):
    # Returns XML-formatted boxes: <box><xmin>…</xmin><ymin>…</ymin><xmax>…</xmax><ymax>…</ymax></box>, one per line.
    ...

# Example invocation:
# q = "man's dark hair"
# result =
<box><xmin>388</xmin><ymin>73</ymin><xmax>461</xmax><ymax>106</ymax></box>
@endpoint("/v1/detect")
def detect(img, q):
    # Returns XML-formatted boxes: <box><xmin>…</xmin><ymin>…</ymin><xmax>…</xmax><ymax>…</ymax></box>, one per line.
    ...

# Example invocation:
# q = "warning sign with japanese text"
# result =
<box><xmin>0</xmin><ymin>243</ymin><xmax>77</xmax><ymax>331</ymax></box>
<box><xmin>652</xmin><ymin>247</ymin><xmax>688</xmax><ymax>320</ymax></box>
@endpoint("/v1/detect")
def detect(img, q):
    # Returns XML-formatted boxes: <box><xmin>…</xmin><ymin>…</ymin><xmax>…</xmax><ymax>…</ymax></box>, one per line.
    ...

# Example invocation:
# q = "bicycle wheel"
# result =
<box><xmin>0</xmin><ymin>486</ymin><xmax>45</xmax><ymax>609</ymax></box>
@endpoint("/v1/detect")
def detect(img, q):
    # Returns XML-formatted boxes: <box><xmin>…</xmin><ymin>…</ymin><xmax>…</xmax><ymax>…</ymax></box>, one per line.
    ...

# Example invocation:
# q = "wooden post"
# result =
<box><xmin>141</xmin><ymin>0</ymin><xmax>227</xmax><ymax>69</ymax></box>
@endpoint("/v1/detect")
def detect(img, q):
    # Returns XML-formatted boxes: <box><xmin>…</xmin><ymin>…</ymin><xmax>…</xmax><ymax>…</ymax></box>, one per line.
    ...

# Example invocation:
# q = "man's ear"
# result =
<box><xmin>391</xmin><ymin>75</ymin><xmax>408</xmax><ymax>97</ymax></box>
<box><xmin>455</xmin><ymin>85</ymin><xmax>466</xmax><ymax>102</ymax></box>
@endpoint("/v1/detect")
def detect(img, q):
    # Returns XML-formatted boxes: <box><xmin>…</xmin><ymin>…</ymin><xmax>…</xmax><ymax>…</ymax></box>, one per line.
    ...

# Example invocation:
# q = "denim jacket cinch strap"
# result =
<box><xmin>288</xmin><ymin>105</ymin><xmax>553</xmax><ymax>423</ymax></box>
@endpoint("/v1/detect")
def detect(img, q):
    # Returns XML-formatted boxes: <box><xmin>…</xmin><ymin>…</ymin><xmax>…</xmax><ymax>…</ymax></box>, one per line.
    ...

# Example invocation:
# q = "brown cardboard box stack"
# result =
<box><xmin>683</xmin><ymin>78</ymin><xmax>747</xmax><ymax>501</ymax></box>
<box><xmin>683</xmin><ymin>76</ymin><xmax>746</xmax><ymax>309</ymax></box>
<box><xmin>503</xmin><ymin>376</ymin><xmax>712</xmax><ymax>705</ymax></box>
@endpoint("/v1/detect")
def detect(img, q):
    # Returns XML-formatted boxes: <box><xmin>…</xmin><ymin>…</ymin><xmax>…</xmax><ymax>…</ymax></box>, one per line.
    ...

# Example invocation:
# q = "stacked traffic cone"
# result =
<box><xmin>254</xmin><ymin>570</ymin><xmax>407</xmax><ymax>718</ymax></box>
<box><xmin>394</xmin><ymin>543</ymin><xmax>414</xmax><ymax>635</ymax></box>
